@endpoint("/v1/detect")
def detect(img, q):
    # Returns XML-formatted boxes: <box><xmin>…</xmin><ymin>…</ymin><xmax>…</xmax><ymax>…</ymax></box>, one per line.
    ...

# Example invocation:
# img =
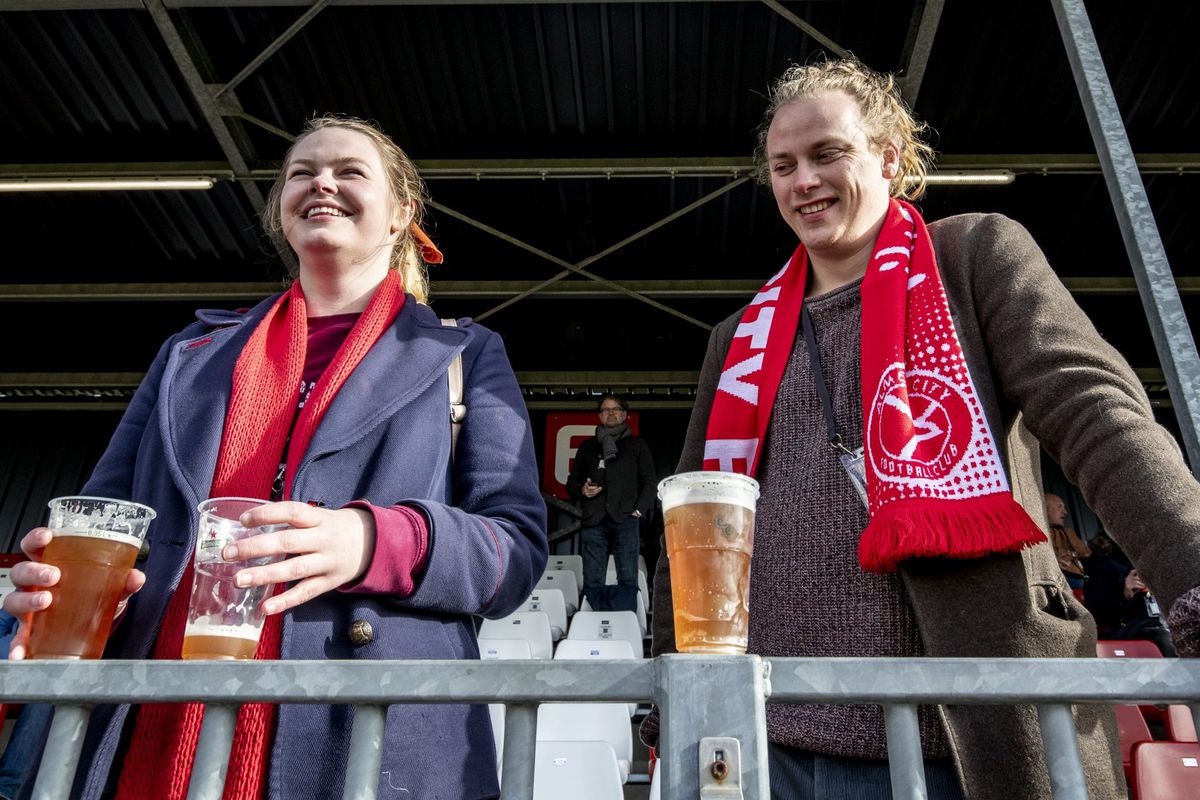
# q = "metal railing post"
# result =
<box><xmin>342</xmin><ymin>704</ymin><xmax>387</xmax><ymax>800</ymax></box>
<box><xmin>31</xmin><ymin>704</ymin><xmax>91</xmax><ymax>800</ymax></box>
<box><xmin>186</xmin><ymin>704</ymin><xmax>238</xmax><ymax>800</ymax></box>
<box><xmin>656</xmin><ymin>654</ymin><xmax>770</xmax><ymax>799</ymax></box>
<box><xmin>883</xmin><ymin>703</ymin><xmax>928</xmax><ymax>799</ymax></box>
<box><xmin>1051</xmin><ymin>0</ymin><xmax>1200</xmax><ymax>472</ymax></box>
<box><xmin>1036</xmin><ymin>704</ymin><xmax>1088</xmax><ymax>800</ymax></box>
<box><xmin>500</xmin><ymin>702</ymin><xmax>538</xmax><ymax>800</ymax></box>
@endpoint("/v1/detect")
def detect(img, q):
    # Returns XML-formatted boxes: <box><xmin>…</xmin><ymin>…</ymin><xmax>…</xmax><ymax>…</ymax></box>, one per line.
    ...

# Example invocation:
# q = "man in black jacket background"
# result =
<box><xmin>566</xmin><ymin>394</ymin><xmax>657</xmax><ymax>612</ymax></box>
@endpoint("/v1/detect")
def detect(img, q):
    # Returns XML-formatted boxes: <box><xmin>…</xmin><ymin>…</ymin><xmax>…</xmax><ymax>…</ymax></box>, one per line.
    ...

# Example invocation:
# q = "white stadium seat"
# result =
<box><xmin>517</xmin><ymin>589</ymin><xmax>568</xmax><ymax>641</ymax></box>
<box><xmin>554</xmin><ymin>638</ymin><xmax>639</xmax><ymax>716</ymax></box>
<box><xmin>533</xmin><ymin>740</ymin><xmax>624</xmax><ymax>800</ymax></box>
<box><xmin>536</xmin><ymin>569</ymin><xmax>580</xmax><ymax>615</ymax></box>
<box><xmin>478</xmin><ymin>612</ymin><xmax>554</xmax><ymax>660</ymax></box>
<box><xmin>538</xmin><ymin>703</ymin><xmax>633</xmax><ymax>783</ymax></box>
<box><xmin>567</xmin><ymin>611</ymin><xmax>643</xmax><ymax>660</ymax></box>
<box><xmin>477</xmin><ymin>638</ymin><xmax>533</xmax><ymax>661</ymax></box>
<box><xmin>580</xmin><ymin>593</ymin><xmax>647</xmax><ymax>639</ymax></box>
<box><xmin>546</xmin><ymin>554</ymin><xmax>585</xmax><ymax>595</ymax></box>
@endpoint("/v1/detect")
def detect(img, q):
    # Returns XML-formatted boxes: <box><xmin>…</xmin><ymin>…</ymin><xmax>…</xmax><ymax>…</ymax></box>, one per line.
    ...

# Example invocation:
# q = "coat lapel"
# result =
<box><xmin>158</xmin><ymin>298</ymin><xmax>276</xmax><ymax>507</ymax></box>
<box><xmin>302</xmin><ymin>302</ymin><xmax>469</xmax><ymax>463</ymax></box>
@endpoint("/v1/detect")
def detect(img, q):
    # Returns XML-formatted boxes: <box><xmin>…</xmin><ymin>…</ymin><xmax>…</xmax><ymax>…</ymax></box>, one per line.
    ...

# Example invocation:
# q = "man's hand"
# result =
<box><xmin>582</xmin><ymin>479</ymin><xmax>603</xmax><ymax>499</ymax></box>
<box><xmin>1118</xmin><ymin>573</ymin><xmax>1147</xmax><ymax>597</ymax></box>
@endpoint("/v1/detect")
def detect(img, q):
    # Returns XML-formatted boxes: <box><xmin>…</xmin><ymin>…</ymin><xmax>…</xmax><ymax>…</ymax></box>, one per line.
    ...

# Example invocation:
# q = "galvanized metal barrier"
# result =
<box><xmin>4</xmin><ymin>656</ymin><xmax>1200</xmax><ymax>800</ymax></box>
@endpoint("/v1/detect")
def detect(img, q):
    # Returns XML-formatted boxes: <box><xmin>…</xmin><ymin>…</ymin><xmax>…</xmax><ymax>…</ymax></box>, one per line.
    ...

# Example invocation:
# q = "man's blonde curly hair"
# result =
<box><xmin>753</xmin><ymin>58</ymin><xmax>935</xmax><ymax>201</ymax></box>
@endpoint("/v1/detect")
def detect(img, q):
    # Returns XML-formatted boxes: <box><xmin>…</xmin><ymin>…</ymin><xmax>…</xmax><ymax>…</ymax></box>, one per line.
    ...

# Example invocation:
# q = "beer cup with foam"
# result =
<box><xmin>658</xmin><ymin>471</ymin><xmax>760</xmax><ymax>654</ymax></box>
<box><xmin>28</xmin><ymin>496</ymin><xmax>157</xmax><ymax>660</ymax></box>
<box><xmin>182</xmin><ymin>497</ymin><xmax>285</xmax><ymax>660</ymax></box>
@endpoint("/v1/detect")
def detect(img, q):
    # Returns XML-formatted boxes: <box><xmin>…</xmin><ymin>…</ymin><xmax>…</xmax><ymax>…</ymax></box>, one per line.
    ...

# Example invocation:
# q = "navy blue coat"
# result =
<box><xmin>58</xmin><ymin>294</ymin><xmax>547</xmax><ymax>800</ymax></box>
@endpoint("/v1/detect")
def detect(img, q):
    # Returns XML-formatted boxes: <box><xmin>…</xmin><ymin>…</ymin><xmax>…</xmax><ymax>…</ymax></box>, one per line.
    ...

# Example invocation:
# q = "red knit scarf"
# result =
<box><xmin>116</xmin><ymin>269</ymin><xmax>407</xmax><ymax>800</ymax></box>
<box><xmin>703</xmin><ymin>199</ymin><xmax>1045</xmax><ymax>573</ymax></box>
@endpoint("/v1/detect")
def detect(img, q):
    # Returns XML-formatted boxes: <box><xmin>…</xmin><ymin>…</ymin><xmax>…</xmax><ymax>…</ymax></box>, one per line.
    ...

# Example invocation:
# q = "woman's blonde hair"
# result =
<box><xmin>263</xmin><ymin>114</ymin><xmax>433</xmax><ymax>303</ymax></box>
<box><xmin>753</xmin><ymin>58</ymin><xmax>934</xmax><ymax>200</ymax></box>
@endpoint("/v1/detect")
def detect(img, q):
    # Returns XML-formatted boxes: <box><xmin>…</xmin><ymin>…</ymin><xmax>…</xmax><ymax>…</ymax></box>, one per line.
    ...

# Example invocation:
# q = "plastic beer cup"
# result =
<box><xmin>182</xmin><ymin>497</ymin><xmax>285</xmax><ymax>660</ymax></box>
<box><xmin>27</xmin><ymin>496</ymin><xmax>157</xmax><ymax>660</ymax></box>
<box><xmin>658</xmin><ymin>472</ymin><xmax>760</xmax><ymax>654</ymax></box>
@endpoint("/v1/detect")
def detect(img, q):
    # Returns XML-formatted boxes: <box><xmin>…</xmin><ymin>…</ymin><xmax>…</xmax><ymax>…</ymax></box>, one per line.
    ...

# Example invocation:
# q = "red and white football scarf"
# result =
<box><xmin>703</xmin><ymin>199</ymin><xmax>1045</xmax><ymax>572</ymax></box>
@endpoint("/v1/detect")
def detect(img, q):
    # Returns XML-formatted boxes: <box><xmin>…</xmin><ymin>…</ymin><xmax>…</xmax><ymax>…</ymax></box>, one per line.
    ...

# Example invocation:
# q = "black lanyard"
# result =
<box><xmin>801</xmin><ymin>306</ymin><xmax>856</xmax><ymax>457</ymax></box>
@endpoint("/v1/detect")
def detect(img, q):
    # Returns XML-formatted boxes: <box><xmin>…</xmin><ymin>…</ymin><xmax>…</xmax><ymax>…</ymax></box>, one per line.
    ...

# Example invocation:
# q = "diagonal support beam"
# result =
<box><xmin>214</xmin><ymin>0</ymin><xmax>330</xmax><ymax>100</ymax></box>
<box><xmin>428</xmin><ymin>200</ymin><xmax>716</xmax><ymax>331</ymax></box>
<box><xmin>435</xmin><ymin>176</ymin><xmax>750</xmax><ymax>328</ymax></box>
<box><xmin>897</xmin><ymin>0</ymin><xmax>944</xmax><ymax>105</ymax></box>
<box><xmin>757</xmin><ymin>0</ymin><xmax>850</xmax><ymax>58</ymax></box>
<box><xmin>1052</xmin><ymin>0</ymin><xmax>1200</xmax><ymax>474</ymax></box>
<box><xmin>144</xmin><ymin>0</ymin><xmax>266</xmax><ymax>214</ymax></box>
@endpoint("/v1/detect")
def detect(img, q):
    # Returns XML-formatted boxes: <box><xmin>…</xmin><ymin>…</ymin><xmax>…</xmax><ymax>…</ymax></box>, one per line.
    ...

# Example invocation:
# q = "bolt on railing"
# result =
<box><xmin>3</xmin><ymin>656</ymin><xmax>1199</xmax><ymax>800</ymax></box>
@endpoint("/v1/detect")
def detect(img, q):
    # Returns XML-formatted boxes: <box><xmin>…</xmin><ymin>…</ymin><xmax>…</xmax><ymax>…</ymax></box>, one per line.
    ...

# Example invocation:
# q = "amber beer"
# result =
<box><xmin>28</xmin><ymin>497</ymin><xmax>156</xmax><ymax>660</ymax></box>
<box><xmin>181</xmin><ymin>497</ymin><xmax>282</xmax><ymax>661</ymax></box>
<box><xmin>658</xmin><ymin>472</ymin><xmax>760</xmax><ymax>654</ymax></box>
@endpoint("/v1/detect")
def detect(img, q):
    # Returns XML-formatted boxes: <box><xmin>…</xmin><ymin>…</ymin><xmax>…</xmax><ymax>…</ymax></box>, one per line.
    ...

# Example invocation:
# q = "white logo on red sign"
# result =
<box><xmin>869</xmin><ymin>365</ymin><xmax>971</xmax><ymax>484</ymax></box>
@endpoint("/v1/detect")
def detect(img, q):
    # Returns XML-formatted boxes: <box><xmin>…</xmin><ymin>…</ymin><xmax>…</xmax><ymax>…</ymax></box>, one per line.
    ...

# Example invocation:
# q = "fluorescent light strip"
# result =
<box><xmin>0</xmin><ymin>178</ymin><xmax>215</xmax><ymax>192</ymax></box>
<box><xmin>919</xmin><ymin>171</ymin><xmax>1016</xmax><ymax>186</ymax></box>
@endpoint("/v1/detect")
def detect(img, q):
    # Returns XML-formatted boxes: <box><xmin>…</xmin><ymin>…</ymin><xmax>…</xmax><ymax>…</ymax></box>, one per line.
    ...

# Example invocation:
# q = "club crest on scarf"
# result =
<box><xmin>704</xmin><ymin>198</ymin><xmax>1045</xmax><ymax>574</ymax></box>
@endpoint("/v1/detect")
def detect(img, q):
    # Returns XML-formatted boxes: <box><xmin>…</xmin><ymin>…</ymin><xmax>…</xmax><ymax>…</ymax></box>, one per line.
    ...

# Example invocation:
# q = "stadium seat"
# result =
<box><xmin>581</xmin><ymin>593</ymin><xmax>647</xmax><ymax>637</ymax></box>
<box><xmin>1115</xmin><ymin>704</ymin><xmax>1153</xmax><ymax>782</ymax></box>
<box><xmin>546</xmin><ymin>555</ymin><xmax>585</xmax><ymax>595</ymax></box>
<box><xmin>554</xmin><ymin>638</ymin><xmax>639</xmax><ymax>716</ymax></box>
<box><xmin>478</xmin><ymin>612</ymin><xmax>554</xmax><ymax>660</ymax></box>
<box><xmin>1097</xmin><ymin>640</ymin><xmax>1166</xmax><ymax>723</ymax></box>
<box><xmin>478</xmin><ymin>638</ymin><xmax>534</xmax><ymax>661</ymax></box>
<box><xmin>538</xmin><ymin>702</ymin><xmax>633</xmax><ymax>783</ymax></box>
<box><xmin>1165</xmin><ymin>705</ymin><xmax>1198</xmax><ymax>743</ymax></box>
<box><xmin>537</xmin><ymin>569</ymin><xmax>580</xmax><ymax>615</ymax></box>
<box><xmin>1131</xmin><ymin>741</ymin><xmax>1200</xmax><ymax>800</ymax></box>
<box><xmin>533</xmin><ymin>740</ymin><xmax>624</xmax><ymax>800</ymax></box>
<box><xmin>1097</xmin><ymin>639</ymin><xmax>1164</xmax><ymax>658</ymax></box>
<box><xmin>568</xmin><ymin>611</ymin><xmax>643</xmax><ymax>658</ymax></box>
<box><xmin>517</xmin><ymin>589</ymin><xmax>568</xmax><ymax>641</ymax></box>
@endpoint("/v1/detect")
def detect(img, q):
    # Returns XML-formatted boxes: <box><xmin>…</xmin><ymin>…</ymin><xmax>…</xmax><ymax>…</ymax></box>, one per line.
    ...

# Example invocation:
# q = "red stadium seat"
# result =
<box><xmin>1116</xmin><ymin>704</ymin><xmax>1153</xmax><ymax>782</ymax></box>
<box><xmin>1097</xmin><ymin>640</ymin><xmax>1166</xmax><ymax>723</ymax></box>
<box><xmin>1097</xmin><ymin>639</ymin><xmax>1164</xmax><ymax>659</ymax></box>
<box><xmin>1164</xmin><ymin>706</ymin><xmax>1198</xmax><ymax>743</ymax></box>
<box><xmin>1131</xmin><ymin>741</ymin><xmax>1200</xmax><ymax>800</ymax></box>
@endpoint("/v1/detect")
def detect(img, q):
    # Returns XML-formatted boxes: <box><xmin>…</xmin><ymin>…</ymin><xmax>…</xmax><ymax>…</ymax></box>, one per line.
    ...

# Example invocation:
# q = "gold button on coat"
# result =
<box><xmin>348</xmin><ymin>619</ymin><xmax>374</xmax><ymax>646</ymax></box>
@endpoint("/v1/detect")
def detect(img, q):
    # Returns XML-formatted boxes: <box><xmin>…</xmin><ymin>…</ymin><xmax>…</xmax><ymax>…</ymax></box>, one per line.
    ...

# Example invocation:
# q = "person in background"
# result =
<box><xmin>1084</xmin><ymin>532</ymin><xmax>1175</xmax><ymax>656</ymax></box>
<box><xmin>566</xmin><ymin>394</ymin><xmax>657</xmax><ymax>612</ymax></box>
<box><xmin>3</xmin><ymin>115</ymin><xmax>546</xmax><ymax>800</ymax></box>
<box><xmin>1045</xmin><ymin>492</ymin><xmax>1091</xmax><ymax>590</ymax></box>
<box><xmin>645</xmin><ymin>58</ymin><xmax>1200</xmax><ymax>800</ymax></box>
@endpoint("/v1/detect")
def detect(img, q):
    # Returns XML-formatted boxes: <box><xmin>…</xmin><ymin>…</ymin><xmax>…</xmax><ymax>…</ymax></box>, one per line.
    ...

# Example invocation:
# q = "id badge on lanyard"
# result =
<box><xmin>803</xmin><ymin>307</ymin><xmax>869</xmax><ymax>510</ymax></box>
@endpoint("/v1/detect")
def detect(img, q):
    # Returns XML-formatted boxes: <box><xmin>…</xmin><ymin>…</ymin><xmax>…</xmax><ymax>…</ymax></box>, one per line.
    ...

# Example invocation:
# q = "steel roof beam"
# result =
<box><xmin>213</xmin><ymin>0</ymin><xmax>331</xmax><ymax>100</ymax></box>
<box><xmin>3</xmin><ymin>155</ymin><xmax>1197</xmax><ymax>182</ymax></box>
<box><xmin>757</xmin><ymin>0</ymin><xmax>849</xmax><ymax>58</ymax></box>
<box><xmin>1</xmin><ymin>277</ymin><xmax>1195</xmax><ymax>302</ymax></box>
<box><xmin>1053</xmin><ymin>0</ymin><xmax>1200</xmax><ymax>473</ymax></box>
<box><xmin>897</xmin><ymin>0</ymin><xmax>944</xmax><ymax>105</ymax></box>
<box><xmin>2</xmin><ymin>0</ymin><xmax>788</xmax><ymax>8</ymax></box>
<box><xmin>143</xmin><ymin>0</ymin><xmax>266</xmax><ymax>214</ymax></box>
<box><xmin>455</xmin><ymin>176</ymin><xmax>751</xmax><ymax>326</ymax></box>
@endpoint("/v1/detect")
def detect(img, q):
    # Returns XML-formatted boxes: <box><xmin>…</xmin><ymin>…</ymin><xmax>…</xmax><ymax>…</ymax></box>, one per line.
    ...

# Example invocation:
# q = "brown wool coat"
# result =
<box><xmin>649</xmin><ymin>213</ymin><xmax>1200</xmax><ymax>800</ymax></box>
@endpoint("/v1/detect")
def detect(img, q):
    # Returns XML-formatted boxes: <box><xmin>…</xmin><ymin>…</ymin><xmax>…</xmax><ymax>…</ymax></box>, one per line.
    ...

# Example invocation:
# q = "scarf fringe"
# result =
<box><xmin>858</xmin><ymin>494</ymin><xmax>1047</xmax><ymax>574</ymax></box>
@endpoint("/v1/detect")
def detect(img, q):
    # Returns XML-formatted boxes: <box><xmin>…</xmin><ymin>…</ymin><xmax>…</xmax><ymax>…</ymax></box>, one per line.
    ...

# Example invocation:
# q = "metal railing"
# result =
<box><xmin>3</xmin><ymin>655</ymin><xmax>1200</xmax><ymax>800</ymax></box>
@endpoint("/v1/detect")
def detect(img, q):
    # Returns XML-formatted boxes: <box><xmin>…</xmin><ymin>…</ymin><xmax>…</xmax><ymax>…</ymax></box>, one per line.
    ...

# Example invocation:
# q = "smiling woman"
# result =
<box><xmin>4</xmin><ymin>114</ymin><xmax>547</xmax><ymax>800</ymax></box>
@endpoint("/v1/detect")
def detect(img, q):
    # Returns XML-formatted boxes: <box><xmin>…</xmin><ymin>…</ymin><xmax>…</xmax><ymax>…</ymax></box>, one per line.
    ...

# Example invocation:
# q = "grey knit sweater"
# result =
<box><xmin>751</xmin><ymin>278</ymin><xmax>948</xmax><ymax>758</ymax></box>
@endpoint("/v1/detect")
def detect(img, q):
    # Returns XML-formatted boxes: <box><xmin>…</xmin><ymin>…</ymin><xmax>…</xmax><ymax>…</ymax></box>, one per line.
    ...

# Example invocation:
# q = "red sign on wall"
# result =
<box><xmin>542</xmin><ymin>411</ymin><xmax>639</xmax><ymax>499</ymax></box>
